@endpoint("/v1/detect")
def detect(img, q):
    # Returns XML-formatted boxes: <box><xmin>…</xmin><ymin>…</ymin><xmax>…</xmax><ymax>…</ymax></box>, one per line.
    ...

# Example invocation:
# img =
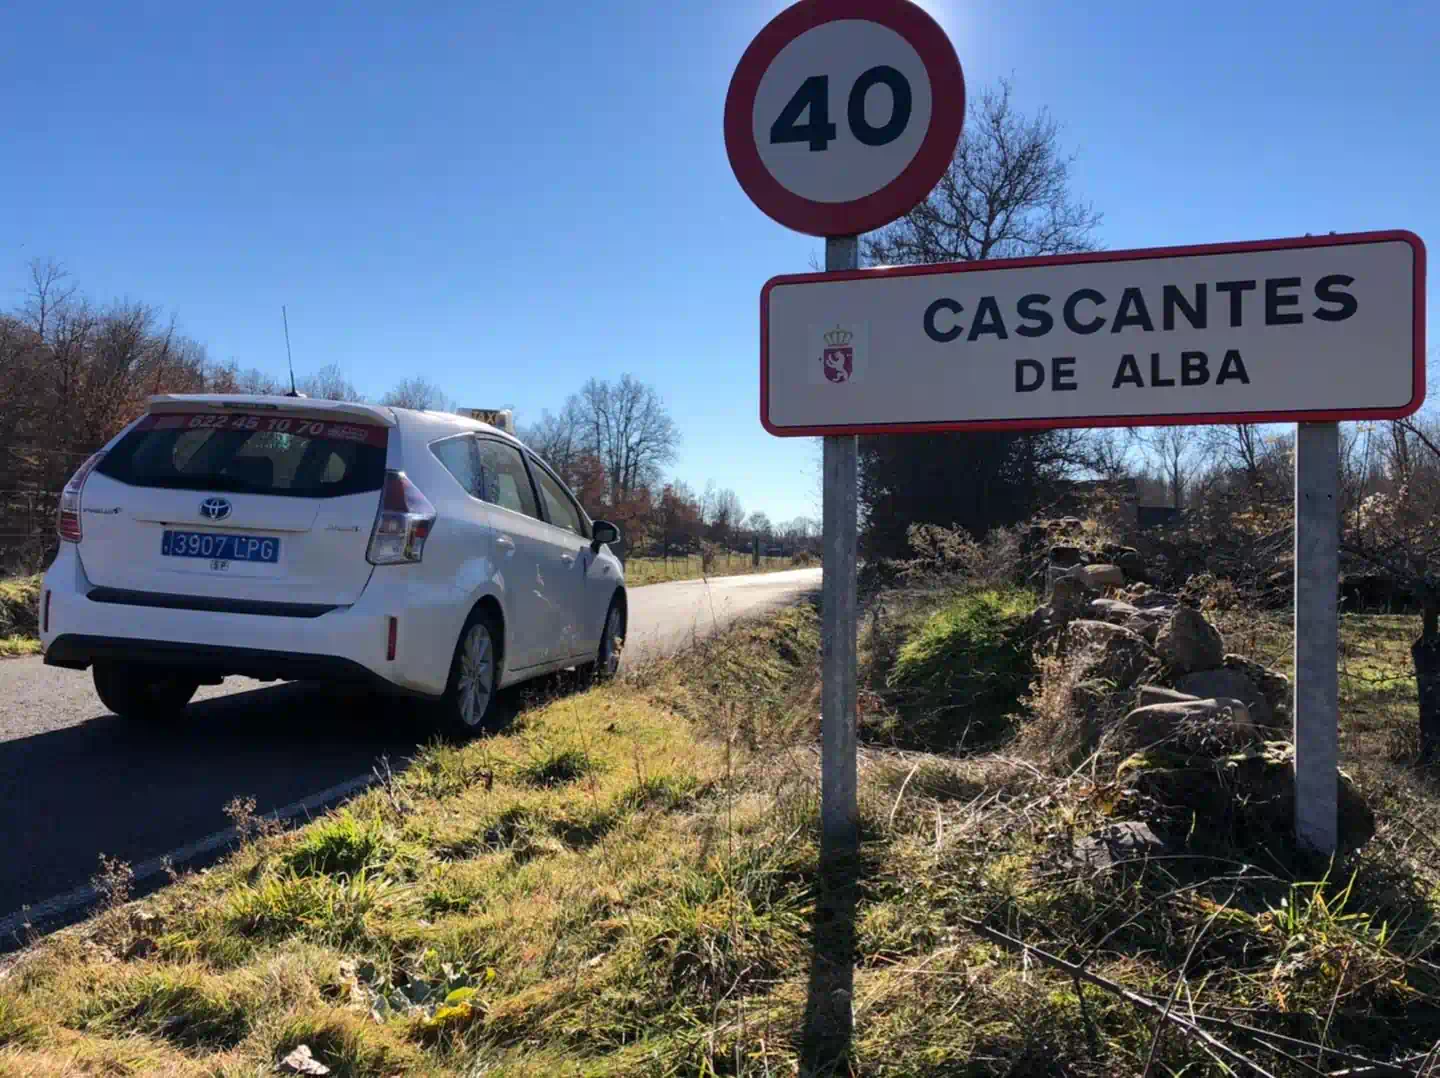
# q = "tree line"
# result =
<box><xmin>0</xmin><ymin>263</ymin><xmax>810</xmax><ymax>564</ymax></box>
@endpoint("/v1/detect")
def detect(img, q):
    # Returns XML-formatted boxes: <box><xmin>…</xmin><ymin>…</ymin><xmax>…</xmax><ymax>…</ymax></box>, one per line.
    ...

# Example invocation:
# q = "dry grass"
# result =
<box><xmin>3</xmin><ymin>587</ymin><xmax>1440</xmax><ymax>1077</ymax></box>
<box><xmin>0</xmin><ymin>575</ymin><xmax>39</xmax><ymax>656</ymax></box>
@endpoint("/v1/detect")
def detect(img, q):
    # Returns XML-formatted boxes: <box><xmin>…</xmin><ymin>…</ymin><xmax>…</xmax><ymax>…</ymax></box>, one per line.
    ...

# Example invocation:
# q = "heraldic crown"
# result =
<box><xmin>823</xmin><ymin>326</ymin><xmax>853</xmax><ymax>347</ymax></box>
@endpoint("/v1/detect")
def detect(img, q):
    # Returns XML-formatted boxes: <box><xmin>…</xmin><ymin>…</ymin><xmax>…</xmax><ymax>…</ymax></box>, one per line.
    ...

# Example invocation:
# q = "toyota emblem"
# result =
<box><xmin>200</xmin><ymin>497</ymin><xmax>232</xmax><ymax>521</ymax></box>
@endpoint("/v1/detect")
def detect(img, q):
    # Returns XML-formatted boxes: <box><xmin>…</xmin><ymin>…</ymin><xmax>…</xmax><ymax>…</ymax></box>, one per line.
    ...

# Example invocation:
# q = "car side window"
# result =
<box><xmin>529</xmin><ymin>457</ymin><xmax>587</xmax><ymax>537</ymax></box>
<box><xmin>429</xmin><ymin>435</ymin><xmax>481</xmax><ymax>497</ymax></box>
<box><xmin>475</xmin><ymin>438</ymin><xmax>541</xmax><ymax>520</ymax></box>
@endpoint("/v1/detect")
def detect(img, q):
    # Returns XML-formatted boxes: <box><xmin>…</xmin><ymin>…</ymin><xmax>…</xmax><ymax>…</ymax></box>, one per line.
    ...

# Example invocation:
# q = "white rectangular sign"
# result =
<box><xmin>761</xmin><ymin>231</ymin><xmax>1425</xmax><ymax>435</ymax></box>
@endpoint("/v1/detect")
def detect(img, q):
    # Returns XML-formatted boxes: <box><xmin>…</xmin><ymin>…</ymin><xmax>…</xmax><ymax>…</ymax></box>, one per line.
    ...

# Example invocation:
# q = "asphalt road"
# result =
<box><xmin>0</xmin><ymin>567</ymin><xmax>820</xmax><ymax>943</ymax></box>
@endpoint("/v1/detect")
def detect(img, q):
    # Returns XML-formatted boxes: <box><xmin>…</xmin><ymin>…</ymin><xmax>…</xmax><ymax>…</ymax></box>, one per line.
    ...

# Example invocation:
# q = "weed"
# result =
<box><xmin>517</xmin><ymin>746</ymin><xmax>602</xmax><ymax>788</ymax></box>
<box><xmin>284</xmin><ymin>811</ymin><xmax>392</xmax><ymax>877</ymax></box>
<box><xmin>224</xmin><ymin>794</ymin><xmax>281</xmax><ymax>844</ymax></box>
<box><xmin>90</xmin><ymin>853</ymin><xmax>134</xmax><ymax>910</ymax></box>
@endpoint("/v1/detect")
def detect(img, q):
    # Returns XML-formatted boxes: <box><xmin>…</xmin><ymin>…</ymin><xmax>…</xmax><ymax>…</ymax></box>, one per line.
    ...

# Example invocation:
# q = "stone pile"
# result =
<box><xmin>1025</xmin><ymin>558</ymin><xmax>1374</xmax><ymax>857</ymax></box>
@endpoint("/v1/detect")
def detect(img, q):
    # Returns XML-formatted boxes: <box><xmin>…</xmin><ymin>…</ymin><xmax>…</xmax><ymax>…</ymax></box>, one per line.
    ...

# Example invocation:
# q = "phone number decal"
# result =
<box><xmin>141</xmin><ymin>413</ymin><xmax>389</xmax><ymax>446</ymax></box>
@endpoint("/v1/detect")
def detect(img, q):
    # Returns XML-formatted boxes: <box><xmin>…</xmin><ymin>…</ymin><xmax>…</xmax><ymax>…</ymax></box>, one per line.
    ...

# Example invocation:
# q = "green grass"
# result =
<box><xmin>4</xmin><ymin>591</ymin><xmax>1440</xmax><ymax>1077</ymax></box>
<box><xmin>873</xmin><ymin>588</ymin><xmax>1037</xmax><ymax>752</ymax></box>
<box><xmin>622</xmin><ymin>553</ymin><xmax>800</xmax><ymax>587</ymax></box>
<box><xmin>0</xmin><ymin>573</ymin><xmax>40</xmax><ymax>655</ymax></box>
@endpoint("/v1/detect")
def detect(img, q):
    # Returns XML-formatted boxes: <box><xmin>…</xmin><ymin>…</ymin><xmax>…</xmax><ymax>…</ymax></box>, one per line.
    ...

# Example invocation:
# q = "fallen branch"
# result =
<box><xmin>958</xmin><ymin>915</ymin><xmax>1279</xmax><ymax>1078</ymax></box>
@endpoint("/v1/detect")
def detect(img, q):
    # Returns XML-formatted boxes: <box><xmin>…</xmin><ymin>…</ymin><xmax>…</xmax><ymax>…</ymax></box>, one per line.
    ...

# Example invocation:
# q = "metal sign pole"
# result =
<box><xmin>1294</xmin><ymin>420</ymin><xmax>1340</xmax><ymax>854</ymax></box>
<box><xmin>808</xmin><ymin>233</ymin><xmax>861</xmax><ymax>1064</ymax></box>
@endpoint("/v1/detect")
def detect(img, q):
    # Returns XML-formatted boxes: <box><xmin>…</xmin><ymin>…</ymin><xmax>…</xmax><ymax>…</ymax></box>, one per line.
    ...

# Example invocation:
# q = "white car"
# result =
<box><xmin>39</xmin><ymin>394</ymin><xmax>627</xmax><ymax>735</ymax></box>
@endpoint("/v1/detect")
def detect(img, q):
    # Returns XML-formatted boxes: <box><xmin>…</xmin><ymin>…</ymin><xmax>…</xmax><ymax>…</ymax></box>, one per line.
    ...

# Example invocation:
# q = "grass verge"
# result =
<box><xmin>2</xmin><ymin>591</ymin><xmax>1439</xmax><ymax>1077</ymax></box>
<box><xmin>0</xmin><ymin>574</ymin><xmax>39</xmax><ymax>657</ymax></box>
<box><xmin>622</xmin><ymin>554</ymin><xmax>802</xmax><ymax>587</ymax></box>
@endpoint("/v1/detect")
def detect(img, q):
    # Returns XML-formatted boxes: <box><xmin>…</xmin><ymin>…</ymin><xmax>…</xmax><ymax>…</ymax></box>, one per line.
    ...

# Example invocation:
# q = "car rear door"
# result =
<box><xmin>524</xmin><ymin>454</ymin><xmax>599</xmax><ymax>662</ymax></box>
<box><xmin>79</xmin><ymin>401</ymin><xmax>392</xmax><ymax>609</ymax></box>
<box><xmin>469</xmin><ymin>436</ymin><xmax>560</xmax><ymax>671</ymax></box>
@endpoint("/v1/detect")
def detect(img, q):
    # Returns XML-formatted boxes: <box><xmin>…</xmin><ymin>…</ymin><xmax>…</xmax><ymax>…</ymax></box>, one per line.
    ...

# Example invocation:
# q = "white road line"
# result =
<box><xmin>0</xmin><ymin>772</ymin><xmax>376</xmax><ymax>943</ymax></box>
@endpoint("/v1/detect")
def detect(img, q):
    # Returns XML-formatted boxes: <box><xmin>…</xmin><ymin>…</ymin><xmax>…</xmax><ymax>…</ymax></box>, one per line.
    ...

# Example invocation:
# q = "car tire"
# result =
<box><xmin>93</xmin><ymin>662</ymin><xmax>200</xmax><ymax>721</ymax></box>
<box><xmin>436</xmin><ymin>608</ymin><xmax>502</xmax><ymax>738</ymax></box>
<box><xmin>583</xmin><ymin>596</ymin><xmax>625</xmax><ymax>684</ymax></box>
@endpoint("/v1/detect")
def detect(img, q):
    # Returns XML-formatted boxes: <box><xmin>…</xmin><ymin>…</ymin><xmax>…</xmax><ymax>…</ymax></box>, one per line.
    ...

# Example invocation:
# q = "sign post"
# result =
<box><xmin>1295</xmin><ymin>422</ymin><xmax>1341</xmax><ymax>852</ymax></box>
<box><xmin>726</xmin><ymin>3</ymin><xmax>966</xmax><ymax>1064</ymax></box>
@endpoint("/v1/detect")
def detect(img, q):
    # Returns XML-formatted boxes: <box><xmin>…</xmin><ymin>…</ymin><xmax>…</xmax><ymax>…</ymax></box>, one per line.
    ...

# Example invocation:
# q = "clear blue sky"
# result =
<box><xmin>3</xmin><ymin>0</ymin><xmax>1435</xmax><ymax>524</ymax></box>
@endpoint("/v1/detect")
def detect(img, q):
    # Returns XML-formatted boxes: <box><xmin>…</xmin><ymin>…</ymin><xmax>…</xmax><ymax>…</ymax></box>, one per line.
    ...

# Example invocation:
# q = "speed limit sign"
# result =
<box><xmin>724</xmin><ymin>0</ymin><xmax>965</xmax><ymax>237</ymax></box>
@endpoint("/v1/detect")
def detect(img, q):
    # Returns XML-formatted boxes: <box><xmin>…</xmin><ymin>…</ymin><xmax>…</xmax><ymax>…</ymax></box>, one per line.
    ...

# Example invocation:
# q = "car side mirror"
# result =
<box><xmin>591</xmin><ymin>520</ymin><xmax>620</xmax><ymax>551</ymax></box>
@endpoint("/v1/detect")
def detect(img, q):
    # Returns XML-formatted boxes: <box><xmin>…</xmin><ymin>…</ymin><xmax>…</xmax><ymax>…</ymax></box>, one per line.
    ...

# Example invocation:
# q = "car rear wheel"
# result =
<box><xmin>437</xmin><ymin>610</ymin><xmax>501</xmax><ymax>737</ymax></box>
<box><xmin>93</xmin><ymin>662</ymin><xmax>200</xmax><ymax>721</ymax></box>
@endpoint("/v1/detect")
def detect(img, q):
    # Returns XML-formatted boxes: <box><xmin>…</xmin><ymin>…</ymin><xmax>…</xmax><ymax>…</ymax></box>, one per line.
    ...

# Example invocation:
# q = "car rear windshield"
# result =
<box><xmin>96</xmin><ymin>412</ymin><xmax>389</xmax><ymax>498</ymax></box>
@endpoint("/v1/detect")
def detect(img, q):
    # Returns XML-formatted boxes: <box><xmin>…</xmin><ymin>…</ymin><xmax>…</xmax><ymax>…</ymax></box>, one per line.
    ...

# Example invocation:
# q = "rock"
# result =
<box><xmin>1024</xmin><ymin>603</ymin><xmax>1070</xmax><ymax>647</ymax></box>
<box><xmin>1175</xmin><ymin>667</ymin><xmax>1276</xmax><ymax>730</ymax></box>
<box><xmin>1049</xmin><ymin>544</ymin><xmax>1085</xmax><ymax>568</ymax></box>
<box><xmin>1061</xmin><ymin>620</ymin><xmax>1155</xmax><ymax>690</ymax></box>
<box><xmin>1050</xmin><ymin>574</ymin><xmax>1090</xmax><ymax>613</ymax></box>
<box><xmin>1137</xmin><ymin>685</ymin><xmax>1201</xmax><ymax>707</ymax></box>
<box><xmin>1155</xmin><ymin>607</ymin><xmax>1225</xmax><ymax>674</ymax></box>
<box><xmin>1073</xmin><ymin>564</ymin><xmax>1125</xmax><ymax>592</ymax></box>
<box><xmin>1071</xmin><ymin>821</ymin><xmax>1169</xmax><ymax>871</ymax></box>
<box><xmin>1133</xmin><ymin>591</ymin><xmax>1181</xmax><ymax>610</ymax></box>
<box><xmin>1123</xmin><ymin>609</ymin><xmax>1170</xmax><ymax>644</ymax></box>
<box><xmin>280</xmin><ymin>1045</ymin><xmax>332</xmax><ymax>1076</ymax></box>
<box><xmin>1087</xmin><ymin>598</ymin><xmax>1140</xmax><ymax>624</ymax></box>
<box><xmin>1222</xmin><ymin>655</ymin><xmax>1291</xmax><ymax>721</ymax></box>
<box><xmin>1119</xmin><ymin>697</ymin><xmax>1257</xmax><ymax>754</ymax></box>
<box><xmin>1115</xmin><ymin>548</ymin><xmax>1148</xmax><ymax>581</ymax></box>
<box><xmin>1116</xmin><ymin>741</ymin><xmax>1376</xmax><ymax>856</ymax></box>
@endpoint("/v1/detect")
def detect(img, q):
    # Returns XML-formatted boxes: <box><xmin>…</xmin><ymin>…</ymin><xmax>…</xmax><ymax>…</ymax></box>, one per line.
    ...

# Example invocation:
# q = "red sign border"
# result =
<box><xmin>760</xmin><ymin>229</ymin><xmax>1428</xmax><ymax>436</ymax></box>
<box><xmin>724</xmin><ymin>0</ymin><xmax>966</xmax><ymax>238</ymax></box>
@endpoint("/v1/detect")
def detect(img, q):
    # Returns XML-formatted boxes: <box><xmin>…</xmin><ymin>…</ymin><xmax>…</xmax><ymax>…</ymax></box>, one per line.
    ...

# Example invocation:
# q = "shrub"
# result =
<box><xmin>881</xmin><ymin>588</ymin><xmax>1036</xmax><ymax>752</ymax></box>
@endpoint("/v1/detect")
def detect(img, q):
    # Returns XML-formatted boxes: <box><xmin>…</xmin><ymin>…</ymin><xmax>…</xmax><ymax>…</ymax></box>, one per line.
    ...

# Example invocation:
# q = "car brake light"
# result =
<box><xmin>367</xmin><ymin>470</ymin><xmax>435</xmax><ymax>565</ymax></box>
<box><xmin>56</xmin><ymin>451</ymin><xmax>107</xmax><ymax>542</ymax></box>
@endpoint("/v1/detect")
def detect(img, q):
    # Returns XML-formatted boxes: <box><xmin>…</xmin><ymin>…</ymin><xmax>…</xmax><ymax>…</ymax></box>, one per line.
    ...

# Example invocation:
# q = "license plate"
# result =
<box><xmin>161</xmin><ymin>530</ymin><xmax>280</xmax><ymax>564</ymax></box>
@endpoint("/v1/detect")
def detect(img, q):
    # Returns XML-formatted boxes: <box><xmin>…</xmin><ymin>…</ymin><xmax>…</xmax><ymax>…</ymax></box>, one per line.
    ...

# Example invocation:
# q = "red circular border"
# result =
<box><xmin>724</xmin><ymin>0</ymin><xmax>965</xmax><ymax>237</ymax></box>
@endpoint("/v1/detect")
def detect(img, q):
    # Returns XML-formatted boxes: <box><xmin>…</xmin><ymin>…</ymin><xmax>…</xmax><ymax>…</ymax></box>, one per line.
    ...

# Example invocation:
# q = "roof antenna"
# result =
<box><xmin>282</xmin><ymin>305</ymin><xmax>301</xmax><ymax>397</ymax></box>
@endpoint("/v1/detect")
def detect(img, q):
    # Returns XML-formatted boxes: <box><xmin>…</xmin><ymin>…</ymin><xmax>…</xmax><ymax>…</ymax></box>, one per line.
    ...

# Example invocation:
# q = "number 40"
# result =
<box><xmin>770</xmin><ymin>65</ymin><xmax>913</xmax><ymax>152</ymax></box>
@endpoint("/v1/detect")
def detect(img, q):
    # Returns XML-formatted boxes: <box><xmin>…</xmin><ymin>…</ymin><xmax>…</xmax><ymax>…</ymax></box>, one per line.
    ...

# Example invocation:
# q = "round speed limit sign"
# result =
<box><xmin>724</xmin><ymin>0</ymin><xmax>965</xmax><ymax>238</ymax></box>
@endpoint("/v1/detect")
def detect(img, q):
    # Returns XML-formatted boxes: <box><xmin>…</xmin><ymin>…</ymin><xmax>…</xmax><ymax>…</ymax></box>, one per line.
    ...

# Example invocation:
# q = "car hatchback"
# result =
<box><xmin>40</xmin><ymin>394</ymin><xmax>627</xmax><ymax>734</ymax></box>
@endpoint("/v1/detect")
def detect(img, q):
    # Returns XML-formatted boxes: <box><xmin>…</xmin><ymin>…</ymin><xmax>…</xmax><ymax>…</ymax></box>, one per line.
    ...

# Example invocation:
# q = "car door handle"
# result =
<box><xmin>560</xmin><ymin>553</ymin><xmax>576</xmax><ymax>566</ymax></box>
<box><xmin>495</xmin><ymin>535</ymin><xmax>516</xmax><ymax>556</ymax></box>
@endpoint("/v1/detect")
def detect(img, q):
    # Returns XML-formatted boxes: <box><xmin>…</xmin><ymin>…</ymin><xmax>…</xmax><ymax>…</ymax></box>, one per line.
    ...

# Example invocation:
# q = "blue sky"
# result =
<box><xmin>3</xmin><ymin>0</ymin><xmax>1435</xmax><ymax>524</ymax></box>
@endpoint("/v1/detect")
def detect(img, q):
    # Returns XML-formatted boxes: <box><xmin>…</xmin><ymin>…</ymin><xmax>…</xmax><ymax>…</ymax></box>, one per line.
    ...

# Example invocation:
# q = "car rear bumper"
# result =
<box><xmin>43</xmin><ymin>634</ymin><xmax>426</xmax><ymax>696</ymax></box>
<box><xmin>40</xmin><ymin>546</ymin><xmax>454</xmax><ymax>697</ymax></box>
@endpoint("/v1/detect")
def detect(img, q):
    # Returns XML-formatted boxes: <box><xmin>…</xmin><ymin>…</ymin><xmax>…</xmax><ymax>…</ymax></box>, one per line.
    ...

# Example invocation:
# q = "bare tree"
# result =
<box><xmin>520</xmin><ymin>396</ymin><xmax>588</xmax><ymax>485</ymax></box>
<box><xmin>1133</xmin><ymin>426</ymin><xmax>1205</xmax><ymax>509</ymax></box>
<box><xmin>705</xmin><ymin>487</ymin><xmax>744</xmax><ymax>547</ymax></box>
<box><xmin>866</xmin><ymin>79</ymin><xmax>1102</xmax><ymax>267</ymax></box>
<box><xmin>297</xmin><ymin>363</ymin><xmax>365</xmax><ymax>402</ymax></box>
<box><xmin>574</xmin><ymin>375</ymin><xmax>680</xmax><ymax>501</ymax></box>
<box><xmin>381</xmin><ymin>375</ymin><xmax>454</xmax><ymax>412</ymax></box>
<box><xmin>857</xmin><ymin>79</ymin><xmax>1104</xmax><ymax>558</ymax></box>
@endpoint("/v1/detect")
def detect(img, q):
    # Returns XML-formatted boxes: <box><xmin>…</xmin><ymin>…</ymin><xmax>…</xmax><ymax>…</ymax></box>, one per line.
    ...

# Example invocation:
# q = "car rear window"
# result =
<box><xmin>96</xmin><ymin>412</ymin><xmax>389</xmax><ymax>498</ymax></box>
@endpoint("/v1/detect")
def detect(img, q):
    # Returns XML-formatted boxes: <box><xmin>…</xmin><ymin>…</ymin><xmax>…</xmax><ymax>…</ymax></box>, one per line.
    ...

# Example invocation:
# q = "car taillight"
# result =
<box><xmin>56</xmin><ymin>451</ymin><xmax>107</xmax><ymax>542</ymax></box>
<box><xmin>367</xmin><ymin>470</ymin><xmax>435</xmax><ymax>565</ymax></box>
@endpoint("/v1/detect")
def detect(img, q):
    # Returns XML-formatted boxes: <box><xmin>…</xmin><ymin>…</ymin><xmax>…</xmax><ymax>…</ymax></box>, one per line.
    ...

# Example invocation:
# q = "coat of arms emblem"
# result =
<box><xmin>820</xmin><ymin>326</ymin><xmax>853</xmax><ymax>384</ymax></box>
